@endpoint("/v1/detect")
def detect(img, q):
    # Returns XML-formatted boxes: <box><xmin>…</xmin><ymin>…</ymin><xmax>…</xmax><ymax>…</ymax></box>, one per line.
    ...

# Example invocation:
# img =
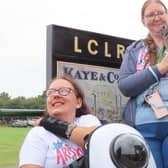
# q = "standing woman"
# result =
<box><xmin>118</xmin><ymin>0</ymin><xmax>168</xmax><ymax>167</ymax></box>
<box><xmin>19</xmin><ymin>75</ymin><xmax>101</xmax><ymax>168</ymax></box>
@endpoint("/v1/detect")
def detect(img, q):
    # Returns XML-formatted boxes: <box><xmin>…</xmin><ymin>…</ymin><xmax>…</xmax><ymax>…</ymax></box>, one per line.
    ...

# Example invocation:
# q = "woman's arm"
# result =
<box><xmin>118</xmin><ymin>42</ymin><xmax>161</xmax><ymax>97</ymax></box>
<box><xmin>40</xmin><ymin>116</ymin><xmax>99</xmax><ymax>147</ymax></box>
<box><xmin>70</xmin><ymin>126</ymin><xmax>98</xmax><ymax>146</ymax></box>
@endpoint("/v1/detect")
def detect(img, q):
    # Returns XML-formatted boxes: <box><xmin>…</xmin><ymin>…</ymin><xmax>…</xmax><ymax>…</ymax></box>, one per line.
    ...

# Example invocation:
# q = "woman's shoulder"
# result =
<box><xmin>26</xmin><ymin>126</ymin><xmax>48</xmax><ymax>138</ymax></box>
<box><xmin>76</xmin><ymin>114</ymin><xmax>101</xmax><ymax>126</ymax></box>
<box><xmin>78</xmin><ymin>114</ymin><xmax>99</xmax><ymax>120</ymax></box>
<box><xmin>127</xmin><ymin>39</ymin><xmax>145</xmax><ymax>51</ymax></box>
<box><xmin>25</xmin><ymin>126</ymin><xmax>62</xmax><ymax>144</ymax></box>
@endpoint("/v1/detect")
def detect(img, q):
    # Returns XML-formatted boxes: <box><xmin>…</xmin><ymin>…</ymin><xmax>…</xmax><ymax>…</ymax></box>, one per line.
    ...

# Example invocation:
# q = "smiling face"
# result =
<box><xmin>46</xmin><ymin>78</ymin><xmax>82</xmax><ymax>122</ymax></box>
<box><xmin>142</xmin><ymin>1</ymin><xmax>168</xmax><ymax>37</ymax></box>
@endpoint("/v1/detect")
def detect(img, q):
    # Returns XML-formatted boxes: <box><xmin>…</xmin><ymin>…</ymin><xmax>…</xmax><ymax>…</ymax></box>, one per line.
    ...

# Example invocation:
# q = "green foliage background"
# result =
<box><xmin>0</xmin><ymin>91</ymin><xmax>46</xmax><ymax>109</ymax></box>
<box><xmin>0</xmin><ymin>127</ymin><xmax>30</xmax><ymax>167</ymax></box>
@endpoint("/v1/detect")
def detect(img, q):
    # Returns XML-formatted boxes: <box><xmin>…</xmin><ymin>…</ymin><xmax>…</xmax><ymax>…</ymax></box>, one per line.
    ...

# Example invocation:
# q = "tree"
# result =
<box><xmin>0</xmin><ymin>91</ymin><xmax>45</xmax><ymax>109</ymax></box>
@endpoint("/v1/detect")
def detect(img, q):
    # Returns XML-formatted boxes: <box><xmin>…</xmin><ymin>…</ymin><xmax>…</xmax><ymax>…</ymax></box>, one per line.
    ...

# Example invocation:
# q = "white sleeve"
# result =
<box><xmin>19</xmin><ymin>127</ymin><xmax>48</xmax><ymax>167</ymax></box>
<box><xmin>76</xmin><ymin>114</ymin><xmax>102</xmax><ymax>127</ymax></box>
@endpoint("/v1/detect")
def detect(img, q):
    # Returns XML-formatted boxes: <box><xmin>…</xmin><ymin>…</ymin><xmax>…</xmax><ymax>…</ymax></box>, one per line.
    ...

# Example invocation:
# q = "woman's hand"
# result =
<box><xmin>34</xmin><ymin>117</ymin><xmax>43</xmax><ymax>126</ymax></box>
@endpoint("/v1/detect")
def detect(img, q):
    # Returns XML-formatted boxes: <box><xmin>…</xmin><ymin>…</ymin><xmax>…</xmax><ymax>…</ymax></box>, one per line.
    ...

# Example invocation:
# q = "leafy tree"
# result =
<box><xmin>0</xmin><ymin>91</ymin><xmax>45</xmax><ymax>109</ymax></box>
<box><xmin>0</xmin><ymin>92</ymin><xmax>10</xmax><ymax>107</ymax></box>
<box><xmin>0</xmin><ymin>92</ymin><xmax>10</xmax><ymax>99</ymax></box>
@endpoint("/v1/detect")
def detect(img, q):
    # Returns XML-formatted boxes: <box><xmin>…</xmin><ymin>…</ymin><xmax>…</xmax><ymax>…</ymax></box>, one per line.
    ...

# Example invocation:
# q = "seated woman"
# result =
<box><xmin>19</xmin><ymin>75</ymin><xmax>101</xmax><ymax>168</ymax></box>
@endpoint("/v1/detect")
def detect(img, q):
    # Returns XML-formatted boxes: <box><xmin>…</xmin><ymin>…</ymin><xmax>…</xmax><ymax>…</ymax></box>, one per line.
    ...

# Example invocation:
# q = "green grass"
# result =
<box><xmin>0</xmin><ymin>126</ymin><xmax>30</xmax><ymax>167</ymax></box>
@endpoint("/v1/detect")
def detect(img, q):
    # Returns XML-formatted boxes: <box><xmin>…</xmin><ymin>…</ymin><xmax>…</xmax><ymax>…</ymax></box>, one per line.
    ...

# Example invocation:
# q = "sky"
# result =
<box><xmin>0</xmin><ymin>0</ymin><xmax>165</xmax><ymax>98</ymax></box>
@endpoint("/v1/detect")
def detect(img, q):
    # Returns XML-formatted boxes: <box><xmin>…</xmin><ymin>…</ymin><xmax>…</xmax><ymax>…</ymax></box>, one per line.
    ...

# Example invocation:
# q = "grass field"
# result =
<box><xmin>0</xmin><ymin>126</ymin><xmax>30</xmax><ymax>167</ymax></box>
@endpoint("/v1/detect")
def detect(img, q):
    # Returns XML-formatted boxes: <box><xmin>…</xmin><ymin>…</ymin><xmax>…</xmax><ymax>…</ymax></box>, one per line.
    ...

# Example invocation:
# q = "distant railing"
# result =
<box><xmin>0</xmin><ymin>108</ymin><xmax>45</xmax><ymax>117</ymax></box>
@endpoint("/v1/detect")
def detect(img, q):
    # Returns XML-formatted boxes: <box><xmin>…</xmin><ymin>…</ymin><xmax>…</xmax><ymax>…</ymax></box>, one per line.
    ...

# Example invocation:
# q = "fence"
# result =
<box><xmin>0</xmin><ymin>108</ymin><xmax>45</xmax><ymax>117</ymax></box>
<box><xmin>0</xmin><ymin>108</ymin><xmax>45</xmax><ymax>125</ymax></box>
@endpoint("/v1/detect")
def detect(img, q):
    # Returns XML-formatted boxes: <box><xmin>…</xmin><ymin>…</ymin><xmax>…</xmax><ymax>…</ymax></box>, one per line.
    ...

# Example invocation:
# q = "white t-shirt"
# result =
<box><xmin>19</xmin><ymin>114</ymin><xmax>101</xmax><ymax>168</ymax></box>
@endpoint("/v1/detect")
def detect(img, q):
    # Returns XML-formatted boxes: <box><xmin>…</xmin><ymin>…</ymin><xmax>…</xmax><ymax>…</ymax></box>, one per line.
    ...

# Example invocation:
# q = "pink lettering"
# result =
<box><xmin>76</xmin><ymin>147</ymin><xmax>84</xmax><ymax>157</ymax></box>
<box><xmin>56</xmin><ymin>149</ymin><xmax>66</xmax><ymax>165</ymax></box>
<box><xmin>67</xmin><ymin>146</ymin><xmax>77</xmax><ymax>160</ymax></box>
<box><xmin>62</xmin><ymin>147</ymin><xmax>71</xmax><ymax>161</ymax></box>
<box><xmin>56</xmin><ymin>145</ymin><xmax>84</xmax><ymax>166</ymax></box>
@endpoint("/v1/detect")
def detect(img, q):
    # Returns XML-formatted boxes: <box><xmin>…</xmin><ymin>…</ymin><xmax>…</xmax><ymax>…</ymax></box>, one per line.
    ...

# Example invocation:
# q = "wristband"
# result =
<box><xmin>40</xmin><ymin>116</ymin><xmax>69</xmax><ymax>138</ymax></box>
<box><xmin>65</xmin><ymin>122</ymin><xmax>77</xmax><ymax>138</ymax></box>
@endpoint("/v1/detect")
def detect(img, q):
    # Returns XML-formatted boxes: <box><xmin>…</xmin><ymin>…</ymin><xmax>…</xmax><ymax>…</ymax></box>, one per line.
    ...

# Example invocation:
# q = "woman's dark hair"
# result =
<box><xmin>46</xmin><ymin>75</ymin><xmax>91</xmax><ymax>117</ymax></box>
<box><xmin>141</xmin><ymin>0</ymin><xmax>168</xmax><ymax>66</ymax></box>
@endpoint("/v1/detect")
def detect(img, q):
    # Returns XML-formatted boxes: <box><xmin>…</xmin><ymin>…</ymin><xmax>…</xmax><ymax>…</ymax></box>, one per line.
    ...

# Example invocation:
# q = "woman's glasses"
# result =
<box><xmin>46</xmin><ymin>87</ymin><xmax>73</xmax><ymax>97</ymax></box>
<box><xmin>144</xmin><ymin>11</ymin><xmax>167</xmax><ymax>21</ymax></box>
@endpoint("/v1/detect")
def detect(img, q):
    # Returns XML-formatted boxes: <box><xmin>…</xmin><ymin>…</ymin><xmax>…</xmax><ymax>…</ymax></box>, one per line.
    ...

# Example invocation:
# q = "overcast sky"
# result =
<box><xmin>1</xmin><ymin>0</ymin><xmax>165</xmax><ymax>98</ymax></box>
